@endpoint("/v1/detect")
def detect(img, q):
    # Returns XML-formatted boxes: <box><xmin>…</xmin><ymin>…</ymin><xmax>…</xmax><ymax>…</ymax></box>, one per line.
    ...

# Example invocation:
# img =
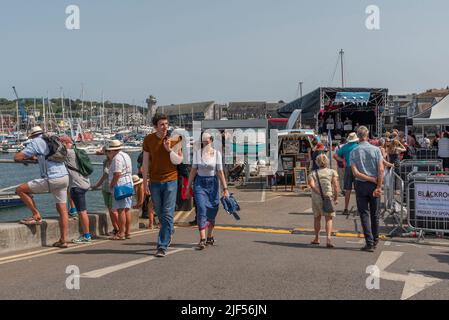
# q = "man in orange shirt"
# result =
<box><xmin>142</xmin><ymin>114</ymin><xmax>183</xmax><ymax>257</ymax></box>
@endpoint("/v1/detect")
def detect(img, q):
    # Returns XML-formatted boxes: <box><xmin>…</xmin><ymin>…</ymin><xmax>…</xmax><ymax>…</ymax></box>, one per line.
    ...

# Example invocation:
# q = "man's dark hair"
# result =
<box><xmin>152</xmin><ymin>113</ymin><xmax>168</xmax><ymax>126</ymax></box>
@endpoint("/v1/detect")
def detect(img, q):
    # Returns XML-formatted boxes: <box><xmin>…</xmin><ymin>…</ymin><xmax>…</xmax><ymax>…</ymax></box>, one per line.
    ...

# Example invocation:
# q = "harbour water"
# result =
<box><xmin>0</xmin><ymin>152</ymin><xmax>140</xmax><ymax>222</ymax></box>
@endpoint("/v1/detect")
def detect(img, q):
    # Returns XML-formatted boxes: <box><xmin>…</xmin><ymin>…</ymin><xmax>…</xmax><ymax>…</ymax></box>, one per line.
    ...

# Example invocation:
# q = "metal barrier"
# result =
<box><xmin>407</xmin><ymin>172</ymin><xmax>449</xmax><ymax>241</ymax></box>
<box><xmin>382</xmin><ymin>170</ymin><xmax>407</xmax><ymax>237</ymax></box>
<box><xmin>398</xmin><ymin>160</ymin><xmax>443</xmax><ymax>203</ymax></box>
<box><xmin>415</xmin><ymin>148</ymin><xmax>438</xmax><ymax>160</ymax></box>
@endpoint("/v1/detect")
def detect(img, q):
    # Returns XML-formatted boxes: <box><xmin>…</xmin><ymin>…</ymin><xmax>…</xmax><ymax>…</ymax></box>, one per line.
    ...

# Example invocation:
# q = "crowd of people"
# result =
<box><xmin>308</xmin><ymin>125</ymin><xmax>449</xmax><ymax>251</ymax></box>
<box><xmin>12</xmin><ymin>116</ymin><xmax>449</xmax><ymax>255</ymax></box>
<box><xmin>13</xmin><ymin>113</ymin><xmax>230</xmax><ymax>257</ymax></box>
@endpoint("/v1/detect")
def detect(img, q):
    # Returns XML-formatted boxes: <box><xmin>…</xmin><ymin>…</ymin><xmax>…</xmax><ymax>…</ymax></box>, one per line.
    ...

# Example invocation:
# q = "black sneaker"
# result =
<box><xmin>373</xmin><ymin>240</ymin><xmax>379</xmax><ymax>249</ymax></box>
<box><xmin>196</xmin><ymin>239</ymin><xmax>206</xmax><ymax>250</ymax></box>
<box><xmin>342</xmin><ymin>209</ymin><xmax>349</xmax><ymax>216</ymax></box>
<box><xmin>155</xmin><ymin>249</ymin><xmax>166</xmax><ymax>257</ymax></box>
<box><xmin>206</xmin><ymin>237</ymin><xmax>215</xmax><ymax>246</ymax></box>
<box><xmin>361</xmin><ymin>245</ymin><xmax>375</xmax><ymax>252</ymax></box>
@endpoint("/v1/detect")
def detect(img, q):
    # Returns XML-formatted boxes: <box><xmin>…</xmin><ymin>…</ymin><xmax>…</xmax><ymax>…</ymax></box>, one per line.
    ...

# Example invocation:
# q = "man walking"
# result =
<box><xmin>333</xmin><ymin>132</ymin><xmax>359</xmax><ymax>215</ymax></box>
<box><xmin>142</xmin><ymin>114</ymin><xmax>183</xmax><ymax>257</ymax></box>
<box><xmin>350</xmin><ymin>126</ymin><xmax>384</xmax><ymax>252</ymax></box>
<box><xmin>14</xmin><ymin>126</ymin><xmax>70</xmax><ymax>248</ymax></box>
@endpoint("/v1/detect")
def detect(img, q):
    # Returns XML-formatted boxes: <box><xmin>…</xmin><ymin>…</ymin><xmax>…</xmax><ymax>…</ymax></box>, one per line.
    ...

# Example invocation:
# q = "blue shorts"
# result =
<box><xmin>70</xmin><ymin>187</ymin><xmax>88</xmax><ymax>212</ymax></box>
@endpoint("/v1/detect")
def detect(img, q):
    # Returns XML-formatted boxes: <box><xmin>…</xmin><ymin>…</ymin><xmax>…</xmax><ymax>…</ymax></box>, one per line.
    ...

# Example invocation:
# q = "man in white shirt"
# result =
<box><xmin>438</xmin><ymin>132</ymin><xmax>449</xmax><ymax>171</ymax></box>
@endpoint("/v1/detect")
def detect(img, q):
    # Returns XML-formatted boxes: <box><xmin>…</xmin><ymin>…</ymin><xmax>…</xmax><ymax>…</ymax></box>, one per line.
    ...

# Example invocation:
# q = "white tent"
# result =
<box><xmin>414</xmin><ymin>94</ymin><xmax>449</xmax><ymax>125</ymax></box>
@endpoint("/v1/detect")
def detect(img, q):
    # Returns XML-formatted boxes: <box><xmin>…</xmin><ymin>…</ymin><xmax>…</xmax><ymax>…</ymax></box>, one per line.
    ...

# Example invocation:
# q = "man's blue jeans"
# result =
<box><xmin>150</xmin><ymin>180</ymin><xmax>178</xmax><ymax>250</ymax></box>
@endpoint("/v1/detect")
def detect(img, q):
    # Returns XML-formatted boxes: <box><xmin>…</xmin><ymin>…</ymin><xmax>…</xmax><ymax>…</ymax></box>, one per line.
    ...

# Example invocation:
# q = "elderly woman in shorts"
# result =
<box><xmin>308</xmin><ymin>154</ymin><xmax>340</xmax><ymax>248</ymax></box>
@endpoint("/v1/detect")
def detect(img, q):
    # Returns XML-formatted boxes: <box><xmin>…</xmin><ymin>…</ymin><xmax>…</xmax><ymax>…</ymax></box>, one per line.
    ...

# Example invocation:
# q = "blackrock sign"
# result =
<box><xmin>415</xmin><ymin>183</ymin><xmax>449</xmax><ymax>219</ymax></box>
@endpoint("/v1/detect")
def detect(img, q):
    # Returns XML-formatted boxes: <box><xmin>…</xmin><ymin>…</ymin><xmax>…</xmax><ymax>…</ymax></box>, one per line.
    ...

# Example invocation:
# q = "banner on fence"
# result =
<box><xmin>415</xmin><ymin>183</ymin><xmax>449</xmax><ymax>218</ymax></box>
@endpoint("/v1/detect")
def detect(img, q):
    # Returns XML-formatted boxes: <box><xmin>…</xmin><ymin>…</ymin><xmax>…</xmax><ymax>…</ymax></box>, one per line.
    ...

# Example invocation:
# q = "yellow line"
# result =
<box><xmin>214</xmin><ymin>226</ymin><xmax>291</xmax><ymax>235</ymax></box>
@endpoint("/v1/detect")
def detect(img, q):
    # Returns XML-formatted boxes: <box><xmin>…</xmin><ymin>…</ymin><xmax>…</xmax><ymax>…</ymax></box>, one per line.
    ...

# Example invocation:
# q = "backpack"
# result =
<box><xmin>42</xmin><ymin>134</ymin><xmax>67</xmax><ymax>163</ymax></box>
<box><xmin>71</xmin><ymin>145</ymin><xmax>94</xmax><ymax>177</ymax></box>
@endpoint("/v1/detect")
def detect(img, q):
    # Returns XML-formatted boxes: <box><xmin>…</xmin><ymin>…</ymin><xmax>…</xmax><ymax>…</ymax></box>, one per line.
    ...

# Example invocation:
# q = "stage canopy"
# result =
<box><xmin>413</xmin><ymin>94</ymin><xmax>449</xmax><ymax>126</ymax></box>
<box><xmin>277</xmin><ymin>87</ymin><xmax>388</xmax><ymax>119</ymax></box>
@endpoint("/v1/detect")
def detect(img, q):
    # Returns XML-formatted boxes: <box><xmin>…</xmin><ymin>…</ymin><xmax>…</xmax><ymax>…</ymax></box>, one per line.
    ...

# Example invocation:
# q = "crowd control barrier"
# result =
<box><xmin>407</xmin><ymin>172</ymin><xmax>449</xmax><ymax>241</ymax></box>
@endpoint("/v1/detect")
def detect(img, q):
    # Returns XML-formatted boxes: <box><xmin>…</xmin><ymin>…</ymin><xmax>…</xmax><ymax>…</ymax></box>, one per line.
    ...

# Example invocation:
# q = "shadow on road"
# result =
<box><xmin>254</xmin><ymin>240</ymin><xmax>362</xmax><ymax>252</ymax></box>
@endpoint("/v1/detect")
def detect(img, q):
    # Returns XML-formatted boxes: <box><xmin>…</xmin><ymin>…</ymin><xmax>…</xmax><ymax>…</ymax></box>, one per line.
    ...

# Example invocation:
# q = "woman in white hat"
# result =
<box><xmin>106</xmin><ymin>140</ymin><xmax>134</xmax><ymax>240</ymax></box>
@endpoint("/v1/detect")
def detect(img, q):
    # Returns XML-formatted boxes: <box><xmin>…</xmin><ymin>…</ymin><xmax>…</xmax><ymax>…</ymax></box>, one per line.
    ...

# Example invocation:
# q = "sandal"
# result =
<box><xmin>20</xmin><ymin>216</ymin><xmax>43</xmax><ymax>225</ymax></box>
<box><xmin>52</xmin><ymin>240</ymin><xmax>68</xmax><ymax>248</ymax></box>
<box><xmin>326</xmin><ymin>243</ymin><xmax>335</xmax><ymax>249</ymax></box>
<box><xmin>125</xmin><ymin>234</ymin><xmax>132</xmax><ymax>239</ymax></box>
<box><xmin>109</xmin><ymin>234</ymin><xmax>126</xmax><ymax>241</ymax></box>
<box><xmin>310</xmin><ymin>240</ymin><xmax>320</xmax><ymax>245</ymax></box>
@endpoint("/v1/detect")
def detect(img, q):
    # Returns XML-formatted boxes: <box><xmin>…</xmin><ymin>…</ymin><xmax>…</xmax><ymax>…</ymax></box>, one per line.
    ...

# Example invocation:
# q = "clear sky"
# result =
<box><xmin>1</xmin><ymin>0</ymin><xmax>448</xmax><ymax>105</ymax></box>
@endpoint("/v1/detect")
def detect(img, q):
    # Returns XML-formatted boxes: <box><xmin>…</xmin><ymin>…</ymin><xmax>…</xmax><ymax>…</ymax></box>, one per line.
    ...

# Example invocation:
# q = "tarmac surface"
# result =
<box><xmin>1</xmin><ymin>182</ymin><xmax>449</xmax><ymax>300</ymax></box>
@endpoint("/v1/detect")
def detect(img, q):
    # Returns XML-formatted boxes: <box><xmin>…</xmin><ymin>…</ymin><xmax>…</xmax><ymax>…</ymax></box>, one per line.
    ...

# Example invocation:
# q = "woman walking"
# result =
<box><xmin>187</xmin><ymin>133</ymin><xmax>230</xmax><ymax>250</ymax></box>
<box><xmin>308</xmin><ymin>154</ymin><xmax>340</xmax><ymax>248</ymax></box>
<box><xmin>106</xmin><ymin>140</ymin><xmax>134</xmax><ymax>240</ymax></box>
<box><xmin>93</xmin><ymin>146</ymin><xmax>120</xmax><ymax>236</ymax></box>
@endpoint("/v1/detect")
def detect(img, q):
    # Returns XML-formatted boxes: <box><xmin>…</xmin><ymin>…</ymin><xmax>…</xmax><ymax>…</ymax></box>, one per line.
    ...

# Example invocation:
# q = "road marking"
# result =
<box><xmin>261</xmin><ymin>189</ymin><xmax>266</xmax><ymax>202</ymax></box>
<box><xmin>0</xmin><ymin>229</ymin><xmax>159</xmax><ymax>266</ymax></box>
<box><xmin>374</xmin><ymin>251</ymin><xmax>442</xmax><ymax>300</ymax></box>
<box><xmin>346</xmin><ymin>239</ymin><xmax>365</xmax><ymax>244</ymax></box>
<box><xmin>214</xmin><ymin>226</ymin><xmax>291</xmax><ymax>235</ymax></box>
<box><xmin>384</xmin><ymin>241</ymin><xmax>391</xmax><ymax>246</ymax></box>
<box><xmin>81</xmin><ymin>248</ymin><xmax>188</xmax><ymax>279</ymax></box>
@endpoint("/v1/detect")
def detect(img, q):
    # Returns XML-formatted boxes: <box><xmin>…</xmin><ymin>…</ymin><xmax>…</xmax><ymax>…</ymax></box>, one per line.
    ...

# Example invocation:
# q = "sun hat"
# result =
<box><xmin>132</xmin><ymin>175</ymin><xmax>143</xmax><ymax>186</ymax></box>
<box><xmin>346</xmin><ymin>132</ymin><xmax>359</xmax><ymax>143</ymax></box>
<box><xmin>202</xmin><ymin>132</ymin><xmax>212</xmax><ymax>142</ymax></box>
<box><xmin>105</xmin><ymin>140</ymin><xmax>123</xmax><ymax>151</ymax></box>
<box><xmin>28</xmin><ymin>126</ymin><xmax>44</xmax><ymax>138</ymax></box>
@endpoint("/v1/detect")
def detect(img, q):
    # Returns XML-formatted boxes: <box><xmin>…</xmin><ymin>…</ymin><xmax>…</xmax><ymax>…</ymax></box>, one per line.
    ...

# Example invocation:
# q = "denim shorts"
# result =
<box><xmin>70</xmin><ymin>187</ymin><xmax>88</xmax><ymax>212</ymax></box>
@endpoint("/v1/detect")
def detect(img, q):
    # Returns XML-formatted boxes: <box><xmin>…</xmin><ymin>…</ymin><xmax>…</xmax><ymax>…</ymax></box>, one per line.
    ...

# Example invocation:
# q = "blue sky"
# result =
<box><xmin>1</xmin><ymin>0</ymin><xmax>448</xmax><ymax>105</ymax></box>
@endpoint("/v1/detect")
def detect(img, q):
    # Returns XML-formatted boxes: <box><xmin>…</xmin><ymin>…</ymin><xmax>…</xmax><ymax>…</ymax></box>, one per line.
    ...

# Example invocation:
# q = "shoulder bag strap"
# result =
<box><xmin>314</xmin><ymin>169</ymin><xmax>326</xmax><ymax>201</ymax></box>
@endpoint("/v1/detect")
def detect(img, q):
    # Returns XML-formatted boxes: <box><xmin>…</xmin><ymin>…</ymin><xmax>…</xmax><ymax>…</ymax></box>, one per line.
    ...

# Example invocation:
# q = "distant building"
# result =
<box><xmin>226</xmin><ymin>101</ymin><xmax>286</xmax><ymax>120</ymax></box>
<box><xmin>155</xmin><ymin>101</ymin><xmax>219</xmax><ymax>130</ymax></box>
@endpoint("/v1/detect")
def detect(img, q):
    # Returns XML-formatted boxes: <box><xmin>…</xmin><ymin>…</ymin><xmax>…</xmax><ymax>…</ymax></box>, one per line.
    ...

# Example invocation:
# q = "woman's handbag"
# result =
<box><xmin>315</xmin><ymin>170</ymin><xmax>335</xmax><ymax>214</ymax></box>
<box><xmin>113</xmin><ymin>153</ymin><xmax>135</xmax><ymax>201</ymax></box>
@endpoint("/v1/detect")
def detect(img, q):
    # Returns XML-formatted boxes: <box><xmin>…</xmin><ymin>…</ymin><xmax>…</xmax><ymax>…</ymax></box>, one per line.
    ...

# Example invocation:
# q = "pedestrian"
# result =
<box><xmin>387</xmin><ymin>139</ymin><xmax>406</xmax><ymax>172</ymax></box>
<box><xmin>333</xmin><ymin>132</ymin><xmax>359</xmax><ymax>215</ymax></box>
<box><xmin>334</xmin><ymin>138</ymin><xmax>346</xmax><ymax>196</ymax></box>
<box><xmin>438</xmin><ymin>132</ymin><xmax>449</xmax><ymax>172</ymax></box>
<box><xmin>59</xmin><ymin>136</ymin><xmax>92</xmax><ymax>244</ymax></box>
<box><xmin>142</xmin><ymin>114</ymin><xmax>183</xmax><ymax>258</ymax></box>
<box><xmin>132</xmin><ymin>175</ymin><xmax>144</xmax><ymax>209</ymax></box>
<box><xmin>92</xmin><ymin>147</ymin><xmax>119</xmax><ymax>236</ymax></box>
<box><xmin>137</xmin><ymin>151</ymin><xmax>157</xmax><ymax>229</ymax></box>
<box><xmin>432</xmin><ymin>133</ymin><xmax>440</xmax><ymax>150</ymax></box>
<box><xmin>187</xmin><ymin>132</ymin><xmax>230</xmax><ymax>250</ymax></box>
<box><xmin>107</xmin><ymin>140</ymin><xmax>134</xmax><ymax>240</ymax></box>
<box><xmin>14</xmin><ymin>126</ymin><xmax>70</xmax><ymax>248</ymax></box>
<box><xmin>350</xmin><ymin>126</ymin><xmax>385</xmax><ymax>252</ymax></box>
<box><xmin>311</xmin><ymin>142</ymin><xmax>326</xmax><ymax>171</ymax></box>
<box><xmin>420</xmin><ymin>134</ymin><xmax>431</xmax><ymax>149</ymax></box>
<box><xmin>308</xmin><ymin>154</ymin><xmax>339</xmax><ymax>248</ymax></box>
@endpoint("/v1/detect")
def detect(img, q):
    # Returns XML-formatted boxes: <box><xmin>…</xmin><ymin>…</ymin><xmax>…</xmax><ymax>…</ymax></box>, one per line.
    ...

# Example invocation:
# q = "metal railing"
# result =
<box><xmin>382</xmin><ymin>170</ymin><xmax>407</xmax><ymax>237</ymax></box>
<box><xmin>407</xmin><ymin>172</ymin><xmax>449</xmax><ymax>241</ymax></box>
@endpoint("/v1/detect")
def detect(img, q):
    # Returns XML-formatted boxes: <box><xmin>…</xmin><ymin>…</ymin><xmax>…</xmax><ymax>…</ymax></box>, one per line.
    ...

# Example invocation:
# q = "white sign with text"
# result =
<box><xmin>415</xmin><ymin>183</ymin><xmax>449</xmax><ymax>218</ymax></box>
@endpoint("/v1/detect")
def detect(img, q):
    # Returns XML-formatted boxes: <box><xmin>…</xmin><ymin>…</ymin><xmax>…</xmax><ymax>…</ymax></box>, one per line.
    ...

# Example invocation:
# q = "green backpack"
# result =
<box><xmin>72</xmin><ymin>145</ymin><xmax>94</xmax><ymax>177</ymax></box>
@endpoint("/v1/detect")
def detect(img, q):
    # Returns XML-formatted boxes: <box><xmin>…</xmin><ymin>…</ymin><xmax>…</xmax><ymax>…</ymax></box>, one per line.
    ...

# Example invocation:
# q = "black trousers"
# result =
<box><xmin>355</xmin><ymin>180</ymin><xmax>380</xmax><ymax>246</ymax></box>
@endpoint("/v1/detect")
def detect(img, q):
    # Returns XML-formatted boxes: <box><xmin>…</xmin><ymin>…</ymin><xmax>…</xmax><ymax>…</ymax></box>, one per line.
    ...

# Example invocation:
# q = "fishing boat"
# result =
<box><xmin>0</xmin><ymin>194</ymin><xmax>24</xmax><ymax>209</ymax></box>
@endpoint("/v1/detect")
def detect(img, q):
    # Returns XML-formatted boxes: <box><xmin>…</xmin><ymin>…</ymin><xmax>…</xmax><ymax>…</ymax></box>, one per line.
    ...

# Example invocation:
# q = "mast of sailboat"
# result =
<box><xmin>90</xmin><ymin>100</ymin><xmax>93</xmax><ymax>130</ymax></box>
<box><xmin>81</xmin><ymin>83</ymin><xmax>84</xmax><ymax>128</ymax></box>
<box><xmin>339</xmin><ymin>49</ymin><xmax>345</xmax><ymax>88</ymax></box>
<box><xmin>60</xmin><ymin>87</ymin><xmax>65</xmax><ymax>131</ymax></box>
<box><xmin>101</xmin><ymin>91</ymin><xmax>105</xmax><ymax>136</ymax></box>
<box><xmin>42</xmin><ymin>96</ymin><xmax>47</xmax><ymax>131</ymax></box>
<box><xmin>12</xmin><ymin>86</ymin><xmax>20</xmax><ymax>132</ymax></box>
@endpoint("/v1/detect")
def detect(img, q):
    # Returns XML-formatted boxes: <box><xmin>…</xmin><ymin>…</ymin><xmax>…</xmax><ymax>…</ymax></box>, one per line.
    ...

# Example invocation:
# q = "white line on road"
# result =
<box><xmin>374</xmin><ymin>251</ymin><xmax>442</xmax><ymax>300</ymax></box>
<box><xmin>384</xmin><ymin>241</ymin><xmax>391</xmax><ymax>246</ymax></box>
<box><xmin>81</xmin><ymin>248</ymin><xmax>189</xmax><ymax>279</ymax></box>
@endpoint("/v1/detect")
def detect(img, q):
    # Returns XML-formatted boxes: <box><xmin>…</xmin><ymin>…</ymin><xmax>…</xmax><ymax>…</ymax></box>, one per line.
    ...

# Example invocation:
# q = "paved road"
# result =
<box><xmin>0</xmin><ymin>186</ymin><xmax>448</xmax><ymax>300</ymax></box>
